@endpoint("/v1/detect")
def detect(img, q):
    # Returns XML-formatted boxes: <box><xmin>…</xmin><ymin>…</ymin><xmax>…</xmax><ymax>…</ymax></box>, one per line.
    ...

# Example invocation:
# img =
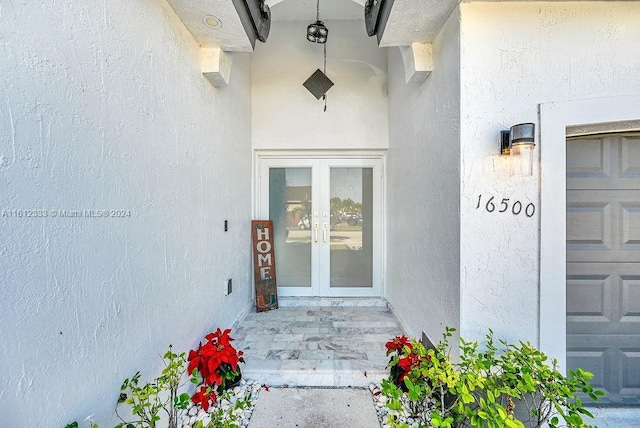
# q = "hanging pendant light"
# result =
<box><xmin>306</xmin><ymin>0</ymin><xmax>328</xmax><ymax>44</ymax></box>
<box><xmin>303</xmin><ymin>0</ymin><xmax>332</xmax><ymax>110</ymax></box>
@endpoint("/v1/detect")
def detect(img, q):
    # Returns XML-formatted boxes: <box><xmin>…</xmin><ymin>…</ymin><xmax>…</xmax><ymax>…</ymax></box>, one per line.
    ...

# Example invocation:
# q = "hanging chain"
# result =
<box><xmin>323</xmin><ymin>41</ymin><xmax>327</xmax><ymax>74</ymax></box>
<box><xmin>323</xmin><ymin>41</ymin><xmax>327</xmax><ymax>112</ymax></box>
<box><xmin>317</xmin><ymin>0</ymin><xmax>327</xmax><ymax>112</ymax></box>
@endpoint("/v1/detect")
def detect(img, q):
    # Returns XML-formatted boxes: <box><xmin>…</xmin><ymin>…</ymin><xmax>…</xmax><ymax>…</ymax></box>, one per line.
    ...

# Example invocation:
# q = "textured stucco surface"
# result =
<box><xmin>385</xmin><ymin>9</ymin><xmax>461</xmax><ymax>343</ymax></box>
<box><xmin>251</xmin><ymin>20</ymin><xmax>389</xmax><ymax>150</ymax></box>
<box><xmin>381</xmin><ymin>0</ymin><xmax>457</xmax><ymax>47</ymax></box>
<box><xmin>459</xmin><ymin>2</ymin><xmax>640</xmax><ymax>346</ymax></box>
<box><xmin>0</xmin><ymin>1</ymin><xmax>252</xmax><ymax>426</ymax></box>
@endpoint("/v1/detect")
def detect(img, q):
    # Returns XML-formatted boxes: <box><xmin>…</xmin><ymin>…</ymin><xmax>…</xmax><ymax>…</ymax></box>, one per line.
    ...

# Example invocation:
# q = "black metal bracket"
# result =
<box><xmin>233</xmin><ymin>0</ymin><xmax>271</xmax><ymax>48</ymax></box>
<box><xmin>364</xmin><ymin>0</ymin><xmax>394</xmax><ymax>44</ymax></box>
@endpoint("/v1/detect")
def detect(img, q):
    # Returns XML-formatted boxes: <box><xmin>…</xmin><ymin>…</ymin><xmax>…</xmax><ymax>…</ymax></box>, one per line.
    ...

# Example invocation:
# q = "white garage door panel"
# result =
<box><xmin>567</xmin><ymin>133</ymin><xmax>640</xmax><ymax>406</ymax></box>
<box><xmin>567</xmin><ymin>190</ymin><xmax>640</xmax><ymax>262</ymax></box>
<box><xmin>567</xmin><ymin>135</ymin><xmax>640</xmax><ymax>190</ymax></box>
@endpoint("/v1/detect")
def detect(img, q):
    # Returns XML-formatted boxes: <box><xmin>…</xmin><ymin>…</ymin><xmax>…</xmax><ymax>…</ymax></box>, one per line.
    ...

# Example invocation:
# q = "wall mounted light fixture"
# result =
<box><xmin>501</xmin><ymin>123</ymin><xmax>536</xmax><ymax>176</ymax></box>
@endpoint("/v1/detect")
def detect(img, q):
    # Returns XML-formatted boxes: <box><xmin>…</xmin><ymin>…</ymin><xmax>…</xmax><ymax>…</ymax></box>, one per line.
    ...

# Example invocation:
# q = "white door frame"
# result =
<box><xmin>254</xmin><ymin>150</ymin><xmax>387</xmax><ymax>297</ymax></box>
<box><xmin>539</xmin><ymin>94</ymin><xmax>640</xmax><ymax>373</ymax></box>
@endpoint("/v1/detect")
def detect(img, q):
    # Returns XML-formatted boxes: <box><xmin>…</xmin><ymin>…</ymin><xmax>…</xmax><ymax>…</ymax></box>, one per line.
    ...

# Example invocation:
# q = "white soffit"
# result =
<box><xmin>166</xmin><ymin>0</ymin><xmax>254</xmax><ymax>51</ymax></box>
<box><xmin>267</xmin><ymin>0</ymin><xmax>365</xmax><ymax>22</ymax></box>
<box><xmin>165</xmin><ymin>0</ymin><xmax>461</xmax><ymax>52</ymax></box>
<box><xmin>379</xmin><ymin>0</ymin><xmax>457</xmax><ymax>47</ymax></box>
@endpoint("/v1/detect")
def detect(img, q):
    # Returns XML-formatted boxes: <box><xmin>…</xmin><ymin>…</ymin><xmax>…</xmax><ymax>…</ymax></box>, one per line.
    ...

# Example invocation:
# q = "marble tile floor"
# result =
<box><xmin>233</xmin><ymin>298</ymin><xmax>404</xmax><ymax>387</ymax></box>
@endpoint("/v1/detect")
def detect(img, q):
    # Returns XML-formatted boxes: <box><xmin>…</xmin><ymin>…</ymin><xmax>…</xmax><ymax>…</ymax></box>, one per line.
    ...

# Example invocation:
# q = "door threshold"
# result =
<box><xmin>278</xmin><ymin>297</ymin><xmax>387</xmax><ymax>308</ymax></box>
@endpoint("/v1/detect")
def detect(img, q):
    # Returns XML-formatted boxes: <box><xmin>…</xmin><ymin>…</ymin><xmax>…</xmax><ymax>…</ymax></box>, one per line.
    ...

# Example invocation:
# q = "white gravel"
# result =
<box><xmin>370</xmin><ymin>383</ymin><xmax>424</xmax><ymax>428</ymax></box>
<box><xmin>178</xmin><ymin>379</ymin><xmax>262</xmax><ymax>428</ymax></box>
<box><xmin>179</xmin><ymin>379</ymin><xmax>422</xmax><ymax>427</ymax></box>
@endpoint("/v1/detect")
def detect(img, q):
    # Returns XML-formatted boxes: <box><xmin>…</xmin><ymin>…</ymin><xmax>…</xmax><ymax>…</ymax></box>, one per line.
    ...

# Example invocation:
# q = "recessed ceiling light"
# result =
<box><xmin>203</xmin><ymin>15</ymin><xmax>222</xmax><ymax>29</ymax></box>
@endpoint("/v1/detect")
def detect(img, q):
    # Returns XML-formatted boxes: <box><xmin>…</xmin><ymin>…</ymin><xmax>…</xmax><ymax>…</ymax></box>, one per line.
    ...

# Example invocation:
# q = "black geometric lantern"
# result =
<box><xmin>307</xmin><ymin>20</ymin><xmax>328</xmax><ymax>44</ymax></box>
<box><xmin>306</xmin><ymin>0</ymin><xmax>328</xmax><ymax>44</ymax></box>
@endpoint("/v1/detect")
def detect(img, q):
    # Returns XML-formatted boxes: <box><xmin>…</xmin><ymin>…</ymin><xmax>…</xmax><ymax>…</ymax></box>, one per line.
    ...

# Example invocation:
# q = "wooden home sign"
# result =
<box><xmin>251</xmin><ymin>220</ymin><xmax>278</xmax><ymax>312</ymax></box>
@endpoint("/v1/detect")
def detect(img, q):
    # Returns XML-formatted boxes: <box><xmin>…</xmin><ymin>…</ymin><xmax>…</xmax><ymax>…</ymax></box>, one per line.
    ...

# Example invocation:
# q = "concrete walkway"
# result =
<box><xmin>585</xmin><ymin>407</ymin><xmax>640</xmax><ymax>427</ymax></box>
<box><xmin>247</xmin><ymin>387</ymin><xmax>380</xmax><ymax>428</ymax></box>
<box><xmin>245</xmin><ymin>388</ymin><xmax>640</xmax><ymax>428</ymax></box>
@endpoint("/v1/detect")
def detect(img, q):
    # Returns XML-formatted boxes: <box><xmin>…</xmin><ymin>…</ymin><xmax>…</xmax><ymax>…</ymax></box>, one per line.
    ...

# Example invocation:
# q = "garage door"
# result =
<box><xmin>567</xmin><ymin>133</ymin><xmax>640</xmax><ymax>405</ymax></box>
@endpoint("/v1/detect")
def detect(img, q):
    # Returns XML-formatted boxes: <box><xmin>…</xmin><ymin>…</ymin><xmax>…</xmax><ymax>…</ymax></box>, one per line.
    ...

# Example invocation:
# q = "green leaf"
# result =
<box><xmin>579</xmin><ymin>408</ymin><xmax>594</xmax><ymax>418</ymax></box>
<box><xmin>497</xmin><ymin>406</ymin><xmax>507</xmax><ymax>419</ymax></box>
<box><xmin>64</xmin><ymin>423</ymin><xmax>79</xmax><ymax>428</ymax></box>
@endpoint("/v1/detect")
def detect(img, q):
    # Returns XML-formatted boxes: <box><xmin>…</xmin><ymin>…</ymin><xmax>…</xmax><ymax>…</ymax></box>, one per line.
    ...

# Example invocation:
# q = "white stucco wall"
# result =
<box><xmin>386</xmin><ymin>10</ymin><xmax>461</xmax><ymax>343</ymax></box>
<box><xmin>251</xmin><ymin>20</ymin><xmax>388</xmax><ymax>150</ymax></box>
<box><xmin>459</xmin><ymin>2</ymin><xmax>640</xmax><ymax>346</ymax></box>
<box><xmin>0</xmin><ymin>1</ymin><xmax>252</xmax><ymax>426</ymax></box>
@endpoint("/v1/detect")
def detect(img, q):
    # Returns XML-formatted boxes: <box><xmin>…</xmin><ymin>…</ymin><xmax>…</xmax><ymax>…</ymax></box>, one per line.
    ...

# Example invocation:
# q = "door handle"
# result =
<box><xmin>314</xmin><ymin>223</ymin><xmax>319</xmax><ymax>243</ymax></box>
<box><xmin>323</xmin><ymin>223</ymin><xmax>328</xmax><ymax>243</ymax></box>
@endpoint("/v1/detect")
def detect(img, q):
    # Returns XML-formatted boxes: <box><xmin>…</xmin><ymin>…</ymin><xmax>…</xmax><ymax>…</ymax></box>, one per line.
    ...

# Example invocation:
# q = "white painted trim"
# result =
<box><xmin>253</xmin><ymin>150</ymin><xmax>388</xmax><ymax>298</ymax></box>
<box><xmin>539</xmin><ymin>93</ymin><xmax>640</xmax><ymax>374</ymax></box>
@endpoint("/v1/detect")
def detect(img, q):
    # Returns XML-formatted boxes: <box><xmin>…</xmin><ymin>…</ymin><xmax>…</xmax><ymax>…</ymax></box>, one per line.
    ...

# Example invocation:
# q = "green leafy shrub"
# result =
<box><xmin>65</xmin><ymin>331</ymin><xmax>252</xmax><ymax>428</ymax></box>
<box><xmin>381</xmin><ymin>327</ymin><xmax>604</xmax><ymax>428</ymax></box>
<box><xmin>115</xmin><ymin>345</ymin><xmax>190</xmax><ymax>428</ymax></box>
<box><xmin>192</xmin><ymin>389</ymin><xmax>254</xmax><ymax>428</ymax></box>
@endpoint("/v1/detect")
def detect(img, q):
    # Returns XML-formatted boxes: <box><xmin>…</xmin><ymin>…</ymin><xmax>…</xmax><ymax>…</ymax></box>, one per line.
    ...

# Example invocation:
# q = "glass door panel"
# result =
<box><xmin>268</xmin><ymin>167</ymin><xmax>313</xmax><ymax>288</ymax></box>
<box><xmin>329</xmin><ymin>167</ymin><xmax>373</xmax><ymax>287</ymax></box>
<box><xmin>258</xmin><ymin>155</ymin><xmax>382</xmax><ymax>297</ymax></box>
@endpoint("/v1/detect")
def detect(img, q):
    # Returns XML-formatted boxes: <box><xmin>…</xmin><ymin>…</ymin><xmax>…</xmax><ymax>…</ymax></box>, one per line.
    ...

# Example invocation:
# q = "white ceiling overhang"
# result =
<box><xmin>165</xmin><ymin>0</ymin><xmax>458</xmax><ymax>51</ymax></box>
<box><xmin>165</xmin><ymin>0</ymin><xmax>256</xmax><ymax>52</ymax></box>
<box><xmin>377</xmin><ymin>0</ymin><xmax>459</xmax><ymax>47</ymax></box>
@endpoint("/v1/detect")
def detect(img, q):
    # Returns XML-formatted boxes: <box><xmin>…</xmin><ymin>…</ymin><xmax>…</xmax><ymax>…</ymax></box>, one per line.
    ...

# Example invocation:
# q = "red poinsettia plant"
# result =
<box><xmin>385</xmin><ymin>335</ymin><xmax>432</xmax><ymax>388</ymax></box>
<box><xmin>187</xmin><ymin>328</ymin><xmax>245</xmax><ymax>410</ymax></box>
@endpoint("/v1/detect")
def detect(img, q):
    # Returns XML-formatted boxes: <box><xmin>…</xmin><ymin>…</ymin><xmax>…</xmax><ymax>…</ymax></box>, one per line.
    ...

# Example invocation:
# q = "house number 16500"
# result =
<box><xmin>475</xmin><ymin>194</ymin><xmax>535</xmax><ymax>217</ymax></box>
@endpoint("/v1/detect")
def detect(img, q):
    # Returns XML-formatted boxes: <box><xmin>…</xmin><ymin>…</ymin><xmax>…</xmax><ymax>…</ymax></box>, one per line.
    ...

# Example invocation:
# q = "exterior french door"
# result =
<box><xmin>257</xmin><ymin>156</ymin><xmax>383</xmax><ymax>297</ymax></box>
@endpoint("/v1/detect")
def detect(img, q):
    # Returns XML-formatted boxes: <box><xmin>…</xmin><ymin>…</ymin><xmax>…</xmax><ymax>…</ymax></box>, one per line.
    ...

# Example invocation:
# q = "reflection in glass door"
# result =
<box><xmin>328</xmin><ymin>167</ymin><xmax>373</xmax><ymax>288</ymax></box>
<box><xmin>258</xmin><ymin>156</ymin><xmax>382</xmax><ymax>297</ymax></box>
<box><xmin>268</xmin><ymin>167</ymin><xmax>313</xmax><ymax>289</ymax></box>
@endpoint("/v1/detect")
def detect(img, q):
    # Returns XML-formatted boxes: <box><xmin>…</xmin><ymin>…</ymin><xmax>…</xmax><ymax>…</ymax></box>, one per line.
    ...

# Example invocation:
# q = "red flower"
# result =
<box><xmin>188</xmin><ymin>329</ymin><xmax>244</xmax><ymax>409</ymax></box>
<box><xmin>191</xmin><ymin>386</ymin><xmax>217</xmax><ymax>411</ymax></box>
<box><xmin>398</xmin><ymin>354</ymin><xmax>421</xmax><ymax>372</ymax></box>
<box><xmin>205</xmin><ymin>328</ymin><xmax>233</xmax><ymax>347</ymax></box>
<box><xmin>385</xmin><ymin>335</ymin><xmax>410</xmax><ymax>355</ymax></box>
<box><xmin>188</xmin><ymin>329</ymin><xmax>243</xmax><ymax>386</ymax></box>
